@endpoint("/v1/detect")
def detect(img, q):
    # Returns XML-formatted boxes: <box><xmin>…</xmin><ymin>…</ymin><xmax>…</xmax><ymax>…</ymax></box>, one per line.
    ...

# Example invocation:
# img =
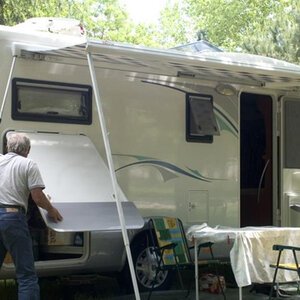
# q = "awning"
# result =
<box><xmin>16</xmin><ymin>39</ymin><xmax>300</xmax><ymax>90</ymax></box>
<box><xmin>26</xmin><ymin>132</ymin><xmax>144</xmax><ymax>231</ymax></box>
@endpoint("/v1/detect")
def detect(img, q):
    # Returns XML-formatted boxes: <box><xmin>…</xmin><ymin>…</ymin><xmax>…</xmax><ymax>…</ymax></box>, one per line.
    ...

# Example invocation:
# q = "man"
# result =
<box><xmin>0</xmin><ymin>132</ymin><xmax>63</xmax><ymax>300</ymax></box>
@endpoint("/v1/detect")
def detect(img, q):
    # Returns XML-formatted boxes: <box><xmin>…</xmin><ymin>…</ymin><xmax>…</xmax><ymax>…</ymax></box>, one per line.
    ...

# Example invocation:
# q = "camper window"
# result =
<box><xmin>186</xmin><ymin>93</ymin><xmax>219</xmax><ymax>143</ymax></box>
<box><xmin>12</xmin><ymin>78</ymin><xmax>92</xmax><ymax>124</ymax></box>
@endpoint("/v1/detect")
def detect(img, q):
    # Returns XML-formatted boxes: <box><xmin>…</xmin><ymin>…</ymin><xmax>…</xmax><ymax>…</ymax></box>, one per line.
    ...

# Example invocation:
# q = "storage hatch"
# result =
<box><xmin>23</xmin><ymin>132</ymin><xmax>144</xmax><ymax>232</ymax></box>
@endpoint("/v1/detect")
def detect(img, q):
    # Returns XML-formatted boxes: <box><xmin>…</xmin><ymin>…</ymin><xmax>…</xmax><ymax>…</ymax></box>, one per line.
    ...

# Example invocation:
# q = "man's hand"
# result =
<box><xmin>31</xmin><ymin>188</ymin><xmax>63</xmax><ymax>222</ymax></box>
<box><xmin>47</xmin><ymin>206</ymin><xmax>63</xmax><ymax>223</ymax></box>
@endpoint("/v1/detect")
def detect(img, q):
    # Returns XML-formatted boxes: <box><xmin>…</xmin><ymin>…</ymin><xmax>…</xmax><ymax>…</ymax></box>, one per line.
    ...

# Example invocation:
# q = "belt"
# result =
<box><xmin>0</xmin><ymin>205</ymin><xmax>25</xmax><ymax>214</ymax></box>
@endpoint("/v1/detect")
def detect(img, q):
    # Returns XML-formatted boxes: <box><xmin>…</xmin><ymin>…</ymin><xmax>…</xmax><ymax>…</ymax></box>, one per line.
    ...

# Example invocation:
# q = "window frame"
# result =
<box><xmin>12</xmin><ymin>78</ymin><xmax>92</xmax><ymax>125</ymax></box>
<box><xmin>185</xmin><ymin>93</ymin><xmax>219</xmax><ymax>143</ymax></box>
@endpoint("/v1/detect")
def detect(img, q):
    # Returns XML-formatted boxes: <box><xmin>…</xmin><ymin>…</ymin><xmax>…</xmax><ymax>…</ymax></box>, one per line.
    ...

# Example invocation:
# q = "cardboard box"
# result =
<box><xmin>41</xmin><ymin>229</ymin><xmax>75</xmax><ymax>246</ymax></box>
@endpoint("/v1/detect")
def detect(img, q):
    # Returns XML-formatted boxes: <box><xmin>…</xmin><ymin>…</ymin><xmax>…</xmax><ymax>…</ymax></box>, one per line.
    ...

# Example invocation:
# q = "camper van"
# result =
<box><xmin>1</xmin><ymin>17</ymin><xmax>300</xmax><ymax>292</ymax></box>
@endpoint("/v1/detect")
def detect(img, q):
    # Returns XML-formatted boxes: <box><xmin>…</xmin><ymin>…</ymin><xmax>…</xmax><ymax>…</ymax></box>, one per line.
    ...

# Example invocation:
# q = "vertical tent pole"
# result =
<box><xmin>87</xmin><ymin>51</ymin><xmax>141</xmax><ymax>300</ymax></box>
<box><xmin>0</xmin><ymin>55</ymin><xmax>17</xmax><ymax>121</ymax></box>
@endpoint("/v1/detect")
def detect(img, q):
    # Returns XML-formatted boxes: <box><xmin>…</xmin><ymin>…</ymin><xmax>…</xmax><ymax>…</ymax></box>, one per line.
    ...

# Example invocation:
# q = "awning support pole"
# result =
<box><xmin>0</xmin><ymin>55</ymin><xmax>17</xmax><ymax>122</ymax></box>
<box><xmin>87</xmin><ymin>52</ymin><xmax>141</xmax><ymax>300</ymax></box>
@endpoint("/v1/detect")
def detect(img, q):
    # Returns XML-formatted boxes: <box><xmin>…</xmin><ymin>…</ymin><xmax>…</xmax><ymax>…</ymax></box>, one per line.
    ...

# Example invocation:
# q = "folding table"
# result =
<box><xmin>187</xmin><ymin>224</ymin><xmax>300</xmax><ymax>300</ymax></box>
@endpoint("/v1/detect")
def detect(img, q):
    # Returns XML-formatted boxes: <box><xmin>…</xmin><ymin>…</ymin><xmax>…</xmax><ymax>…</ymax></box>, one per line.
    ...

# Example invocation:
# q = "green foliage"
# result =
<box><xmin>128</xmin><ymin>0</ymin><xmax>300</xmax><ymax>56</ymax></box>
<box><xmin>157</xmin><ymin>0</ymin><xmax>300</xmax><ymax>63</ymax></box>
<box><xmin>183</xmin><ymin>0</ymin><xmax>281</xmax><ymax>50</ymax></box>
<box><xmin>1</xmin><ymin>0</ymin><xmax>78</xmax><ymax>25</ymax></box>
<box><xmin>1</xmin><ymin>0</ymin><xmax>127</xmax><ymax>38</ymax></box>
<box><xmin>243</xmin><ymin>1</ymin><xmax>300</xmax><ymax>63</ymax></box>
<box><xmin>1</xmin><ymin>0</ymin><xmax>300</xmax><ymax>63</ymax></box>
<box><xmin>157</xmin><ymin>1</ymin><xmax>190</xmax><ymax>47</ymax></box>
<box><xmin>0</xmin><ymin>0</ymin><xmax>159</xmax><ymax>46</ymax></box>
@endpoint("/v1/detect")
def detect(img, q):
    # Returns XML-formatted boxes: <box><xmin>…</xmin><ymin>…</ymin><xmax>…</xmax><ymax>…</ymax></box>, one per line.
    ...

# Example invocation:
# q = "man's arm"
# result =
<box><xmin>30</xmin><ymin>188</ymin><xmax>63</xmax><ymax>222</ymax></box>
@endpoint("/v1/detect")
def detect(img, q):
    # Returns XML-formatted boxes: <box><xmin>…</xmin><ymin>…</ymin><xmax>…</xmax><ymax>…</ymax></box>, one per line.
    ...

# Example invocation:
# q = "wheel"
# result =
<box><xmin>118</xmin><ymin>233</ymin><xmax>173</xmax><ymax>294</ymax></box>
<box><xmin>134</xmin><ymin>246</ymin><xmax>172</xmax><ymax>291</ymax></box>
<box><xmin>132</xmin><ymin>234</ymin><xmax>173</xmax><ymax>292</ymax></box>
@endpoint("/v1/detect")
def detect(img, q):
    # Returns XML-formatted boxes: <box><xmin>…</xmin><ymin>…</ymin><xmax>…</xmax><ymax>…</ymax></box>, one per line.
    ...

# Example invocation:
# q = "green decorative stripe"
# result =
<box><xmin>114</xmin><ymin>157</ymin><xmax>226</xmax><ymax>182</ymax></box>
<box><xmin>214</xmin><ymin>107</ymin><xmax>238</xmax><ymax>137</ymax></box>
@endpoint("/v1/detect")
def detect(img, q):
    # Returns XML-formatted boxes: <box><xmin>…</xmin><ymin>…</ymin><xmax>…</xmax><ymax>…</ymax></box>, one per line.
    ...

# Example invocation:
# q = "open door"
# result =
<box><xmin>23</xmin><ymin>132</ymin><xmax>144</xmax><ymax>231</ymax></box>
<box><xmin>280</xmin><ymin>97</ymin><xmax>300</xmax><ymax>227</ymax></box>
<box><xmin>240</xmin><ymin>93</ymin><xmax>273</xmax><ymax>226</ymax></box>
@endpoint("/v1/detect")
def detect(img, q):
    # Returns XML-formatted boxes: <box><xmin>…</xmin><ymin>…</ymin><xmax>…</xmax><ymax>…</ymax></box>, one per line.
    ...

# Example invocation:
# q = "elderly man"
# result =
<box><xmin>0</xmin><ymin>132</ymin><xmax>62</xmax><ymax>300</ymax></box>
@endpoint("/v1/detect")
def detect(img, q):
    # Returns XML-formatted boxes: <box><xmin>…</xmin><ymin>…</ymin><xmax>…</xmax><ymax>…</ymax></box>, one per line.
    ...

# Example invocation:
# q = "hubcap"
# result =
<box><xmin>135</xmin><ymin>247</ymin><xmax>168</xmax><ymax>289</ymax></box>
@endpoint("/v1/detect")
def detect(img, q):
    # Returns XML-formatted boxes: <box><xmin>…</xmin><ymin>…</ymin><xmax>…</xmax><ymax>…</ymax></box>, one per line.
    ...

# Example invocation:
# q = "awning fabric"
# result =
<box><xmin>17</xmin><ymin>39</ymin><xmax>300</xmax><ymax>90</ymax></box>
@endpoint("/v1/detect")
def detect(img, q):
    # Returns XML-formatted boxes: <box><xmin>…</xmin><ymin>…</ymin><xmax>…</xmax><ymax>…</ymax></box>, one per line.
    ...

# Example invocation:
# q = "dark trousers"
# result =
<box><xmin>0</xmin><ymin>211</ymin><xmax>40</xmax><ymax>300</ymax></box>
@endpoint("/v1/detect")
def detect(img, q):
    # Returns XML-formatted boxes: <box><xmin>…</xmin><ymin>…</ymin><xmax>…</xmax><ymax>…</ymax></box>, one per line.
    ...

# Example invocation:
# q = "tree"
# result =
<box><xmin>1</xmin><ymin>0</ymin><xmax>78</xmax><ymax>25</ymax></box>
<box><xmin>156</xmin><ymin>1</ymin><xmax>188</xmax><ymax>47</ymax></box>
<box><xmin>243</xmin><ymin>1</ymin><xmax>300</xmax><ymax>63</ymax></box>
<box><xmin>183</xmin><ymin>0</ymin><xmax>283</xmax><ymax>51</ymax></box>
<box><xmin>157</xmin><ymin>0</ymin><xmax>300</xmax><ymax>63</ymax></box>
<box><xmin>0</xmin><ymin>0</ymin><xmax>159</xmax><ymax>46</ymax></box>
<box><xmin>3</xmin><ymin>0</ymin><xmax>300</xmax><ymax>63</ymax></box>
<box><xmin>1</xmin><ymin>0</ymin><xmax>129</xmax><ymax>38</ymax></box>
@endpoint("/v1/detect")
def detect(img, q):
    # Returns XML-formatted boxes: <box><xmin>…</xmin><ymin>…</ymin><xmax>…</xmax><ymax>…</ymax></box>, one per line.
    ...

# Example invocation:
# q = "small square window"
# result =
<box><xmin>186</xmin><ymin>94</ymin><xmax>219</xmax><ymax>143</ymax></box>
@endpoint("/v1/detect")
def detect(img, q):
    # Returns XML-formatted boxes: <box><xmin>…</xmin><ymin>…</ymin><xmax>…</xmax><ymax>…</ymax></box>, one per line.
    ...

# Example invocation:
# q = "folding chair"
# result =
<box><xmin>147</xmin><ymin>216</ymin><xmax>226</xmax><ymax>300</ymax></box>
<box><xmin>269</xmin><ymin>244</ymin><xmax>300</xmax><ymax>299</ymax></box>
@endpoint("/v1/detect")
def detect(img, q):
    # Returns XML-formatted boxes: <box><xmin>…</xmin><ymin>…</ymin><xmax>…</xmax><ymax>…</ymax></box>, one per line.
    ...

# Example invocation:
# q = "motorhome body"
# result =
<box><xmin>1</xmin><ymin>19</ymin><xmax>300</xmax><ymax>291</ymax></box>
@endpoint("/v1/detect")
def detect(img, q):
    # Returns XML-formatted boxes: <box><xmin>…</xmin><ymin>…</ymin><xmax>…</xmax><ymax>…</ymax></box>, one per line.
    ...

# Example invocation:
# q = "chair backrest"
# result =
<box><xmin>150</xmin><ymin>216</ymin><xmax>192</xmax><ymax>266</ymax></box>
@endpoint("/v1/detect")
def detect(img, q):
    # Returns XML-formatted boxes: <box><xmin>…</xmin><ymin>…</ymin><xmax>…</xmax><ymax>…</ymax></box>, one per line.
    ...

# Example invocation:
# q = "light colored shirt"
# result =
<box><xmin>0</xmin><ymin>152</ymin><xmax>45</xmax><ymax>211</ymax></box>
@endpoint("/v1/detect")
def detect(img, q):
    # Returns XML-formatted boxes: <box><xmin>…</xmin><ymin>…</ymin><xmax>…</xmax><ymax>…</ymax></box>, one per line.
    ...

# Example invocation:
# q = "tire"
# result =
<box><xmin>119</xmin><ymin>233</ymin><xmax>173</xmax><ymax>293</ymax></box>
<box><xmin>117</xmin><ymin>234</ymin><xmax>174</xmax><ymax>294</ymax></box>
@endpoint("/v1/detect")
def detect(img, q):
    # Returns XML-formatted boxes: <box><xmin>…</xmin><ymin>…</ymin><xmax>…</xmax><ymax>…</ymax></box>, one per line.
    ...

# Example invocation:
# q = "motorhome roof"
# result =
<box><xmin>13</xmin><ymin>17</ymin><xmax>85</xmax><ymax>36</ymax></box>
<box><xmin>0</xmin><ymin>23</ymin><xmax>86</xmax><ymax>50</ymax></box>
<box><xmin>2</xmin><ymin>23</ymin><xmax>300</xmax><ymax>90</ymax></box>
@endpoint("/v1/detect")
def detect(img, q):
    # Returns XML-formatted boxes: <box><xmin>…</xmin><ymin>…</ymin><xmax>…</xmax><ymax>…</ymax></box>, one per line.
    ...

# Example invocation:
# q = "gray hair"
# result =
<box><xmin>6</xmin><ymin>132</ymin><xmax>31</xmax><ymax>156</ymax></box>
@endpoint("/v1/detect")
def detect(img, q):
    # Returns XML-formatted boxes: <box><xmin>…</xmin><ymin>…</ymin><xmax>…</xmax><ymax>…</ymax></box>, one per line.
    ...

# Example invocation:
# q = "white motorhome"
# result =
<box><xmin>1</xmin><ymin>18</ymin><xmax>300</xmax><ymax>292</ymax></box>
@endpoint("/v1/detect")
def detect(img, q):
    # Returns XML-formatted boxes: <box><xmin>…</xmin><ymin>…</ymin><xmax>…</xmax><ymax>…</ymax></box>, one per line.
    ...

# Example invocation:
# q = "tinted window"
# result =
<box><xmin>186</xmin><ymin>93</ymin><xmax>219</xmax><ymax>143</ymax></box>
<box><xmin>12</xmin><ymin>78</ymin><xmax>92</xmax><ymax>124</ymax></box>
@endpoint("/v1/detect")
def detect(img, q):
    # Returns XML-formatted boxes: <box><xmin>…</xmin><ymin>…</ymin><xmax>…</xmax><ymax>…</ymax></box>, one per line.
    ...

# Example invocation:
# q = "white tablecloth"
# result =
<box><xmin>187</xmin><ymin>224</ymin><xmax>300</xmax><ymax>287</ymax></box>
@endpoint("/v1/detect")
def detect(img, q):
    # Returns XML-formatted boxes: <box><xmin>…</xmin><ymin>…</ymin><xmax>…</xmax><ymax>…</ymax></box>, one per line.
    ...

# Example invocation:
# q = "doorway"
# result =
<box><xmin>240</xmin><ymin>92</ymin><xmax>273</xmax><ymax>226</ymax></box>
